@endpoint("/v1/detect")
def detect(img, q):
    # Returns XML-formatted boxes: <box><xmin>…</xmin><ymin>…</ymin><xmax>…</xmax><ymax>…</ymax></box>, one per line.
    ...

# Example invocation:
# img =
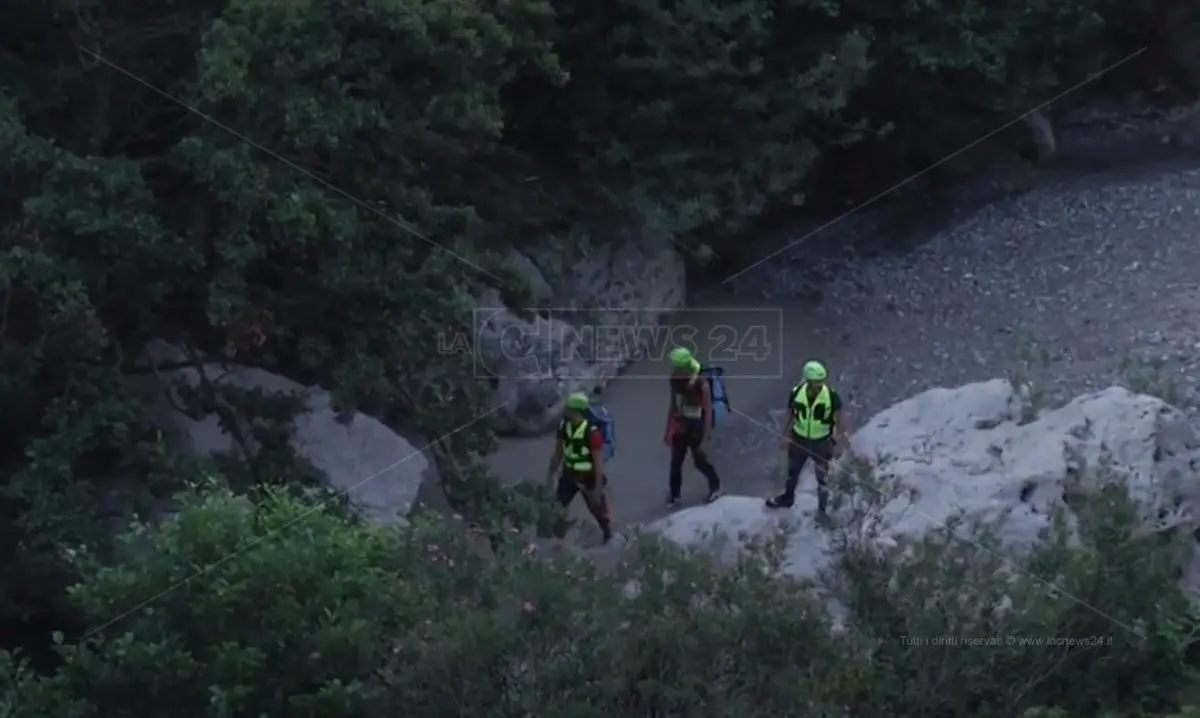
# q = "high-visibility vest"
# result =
<box><xmin>560</xmin><ymin>420</ymin><xmax>594</xmax><ymax>471</ymax></box>
<box><xmin>791</xmin><ymin>383</ymin><xmax>833</xmax><ymax>439</ymax></box>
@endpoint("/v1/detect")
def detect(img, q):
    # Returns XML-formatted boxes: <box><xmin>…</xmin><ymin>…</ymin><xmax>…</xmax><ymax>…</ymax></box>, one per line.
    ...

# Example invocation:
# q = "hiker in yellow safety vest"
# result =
<box><xmin>766</xmin><ymin>360</ymin><xmax>852</xmax><ymax>517</ymax></box>
<box><xmin>545</xmin><ymin>392</ymin><xmax>614</xmax><ymax>543</ymax></box>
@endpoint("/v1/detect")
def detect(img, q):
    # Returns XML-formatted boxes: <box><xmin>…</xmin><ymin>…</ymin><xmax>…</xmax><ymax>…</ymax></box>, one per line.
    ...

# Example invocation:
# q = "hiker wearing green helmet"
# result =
<box><xmin>766</xmin><ymin>359</ymin><xmax>851</xmax><ymax>516</ymax></box>
<box><xmin>545</xmin><ymin>391</ymin><xmax>613</xmax><ymax>543</ymax></box>
<box><xmin>663</xmin><ymin>346</ymin><xmax>723</xmax><ymax>507</ymax></box>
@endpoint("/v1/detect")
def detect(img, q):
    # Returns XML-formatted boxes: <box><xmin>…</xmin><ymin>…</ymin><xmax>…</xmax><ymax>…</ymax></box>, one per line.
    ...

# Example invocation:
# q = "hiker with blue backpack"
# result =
<box><xmin>545</xmin><ymin>391</ymin><xmax>615</xmax><ymax>544</ymax></box>
<box><xmin>664</xmin><ymin>347</ymin><xmax>727</xmax><ymax>507</ymax></box>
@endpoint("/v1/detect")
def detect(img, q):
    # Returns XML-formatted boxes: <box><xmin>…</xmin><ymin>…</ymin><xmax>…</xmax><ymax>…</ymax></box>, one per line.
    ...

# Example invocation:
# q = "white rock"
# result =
<box><xmin>646</xmin><ymin>379</ymin><xmax>1200</xmax><ymax>586</ymax></box>
<box><xmin>127</xmin><ymin>341</ymin><xmax>434</xmax><ymax>524</ymax></box>
<box><xmin>650</xmin><ymin>495</ymin><xmax>833</xmax><ymax>578</ymax></box>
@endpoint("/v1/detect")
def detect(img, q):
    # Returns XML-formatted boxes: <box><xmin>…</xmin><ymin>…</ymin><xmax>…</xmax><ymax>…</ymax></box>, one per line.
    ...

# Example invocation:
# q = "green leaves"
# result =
<box><xmin>15</xmin><ymin>477</ymin><xmax>1200</xmax><ymax>717</ymax></box>
<box><xmin>524</xmin><ymin>0</ymin><xmax>880</xmax><ymax>236</ymax></box>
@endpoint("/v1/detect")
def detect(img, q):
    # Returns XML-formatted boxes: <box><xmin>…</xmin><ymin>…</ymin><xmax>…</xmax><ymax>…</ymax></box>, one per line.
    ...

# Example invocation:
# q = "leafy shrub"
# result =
<box><xmin>5</xmin><ymin>466</ymin><xmax>1198</xmax><ymax>717</ymax></box>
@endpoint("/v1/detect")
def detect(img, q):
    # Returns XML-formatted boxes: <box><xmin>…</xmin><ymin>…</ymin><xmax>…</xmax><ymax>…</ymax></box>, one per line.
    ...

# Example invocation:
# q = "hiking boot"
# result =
<box><xmin>765</xmin><ymin>494</ymin><xmax>794</xmax><ymax>509</ymax></box>
<box><xmin>704</xmin><ymin>489</ymin><xmax>724</xmax><ymax>504</ymax></box>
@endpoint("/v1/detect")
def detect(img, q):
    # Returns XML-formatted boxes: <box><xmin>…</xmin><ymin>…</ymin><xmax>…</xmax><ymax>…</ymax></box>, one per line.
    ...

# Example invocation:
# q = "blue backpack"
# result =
<box><xmin>587</xmin><ymin>396</ymin><xmax>615</xmax><ymax>460</ymax></box>
<box><xmin>699</xmin><ymin>365</ymin><xmax>730</xmax><ymax>426</ymax></box>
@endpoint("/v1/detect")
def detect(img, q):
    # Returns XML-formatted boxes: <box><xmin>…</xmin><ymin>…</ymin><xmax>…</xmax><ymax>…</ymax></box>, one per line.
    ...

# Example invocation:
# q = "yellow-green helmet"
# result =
<box><xmin>565</xmin><ymin>392</ymin><xmax>590</xmax><ymax>411</ymax></box>
<box><xmin>803</xmin><ymin>360</ymin><xmax>827</xmax><ymax>381</ymax></box>
<box><xmin>669</xmin><ymin>347</ymin><xmax>693</xmax><ymax>367</ymax></box>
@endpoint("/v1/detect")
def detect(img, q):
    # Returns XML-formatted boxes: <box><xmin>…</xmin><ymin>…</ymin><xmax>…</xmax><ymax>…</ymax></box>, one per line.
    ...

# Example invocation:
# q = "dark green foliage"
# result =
<box><xmin>0</xmin><ymin>0</ymin><xmax>559</xmax><ymax>628</ymax></box>
<box><xmin>839</xmin><ymin>0</ymin><xmax>1107</xmax><ymax>169</ymax></box>
<box><xmin>521</xmin><ymin>0</ymin><xmax>874</xmax><ymax>234</ymax></box>
<box><xmin>0</xmin><ymin>0</ymin><xmax>1190</xmax><ymax>709</ymax></box>
<box><xmin>3</xmin><ymin>478</ymin><xmax>1199</xmax><ymax>717</ymax></box>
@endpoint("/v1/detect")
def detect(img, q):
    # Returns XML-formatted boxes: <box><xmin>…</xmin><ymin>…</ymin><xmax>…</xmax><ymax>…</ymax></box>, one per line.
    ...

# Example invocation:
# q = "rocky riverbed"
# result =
<box><xmin>734</xmin><ymin>168</ymin><xmax>1200</xmax><ymax>411</ymax></box>
<box><xmin>718</xmin><ymin>107</ymin><xmax>1200</xmax><ymax>465</ymax></box>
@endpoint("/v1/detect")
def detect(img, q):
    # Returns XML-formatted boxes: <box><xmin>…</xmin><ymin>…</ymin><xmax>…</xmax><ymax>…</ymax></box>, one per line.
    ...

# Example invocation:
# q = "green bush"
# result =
<box><xmin>0</xmin><ymin>0</ymin><xmax>1193</xmax><ymax>676</ymax></box>
<box><xmin>5</xmin><ymin>467</ymin><xmax>1198</xmax><ymax>717</ymax></box>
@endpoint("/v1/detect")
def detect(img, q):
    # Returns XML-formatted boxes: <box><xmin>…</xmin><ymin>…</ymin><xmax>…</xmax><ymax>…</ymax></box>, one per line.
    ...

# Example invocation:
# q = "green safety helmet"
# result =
<box><xmin>803</xmin><ymin>360</ymin><xmax>827</xmax><ymax>381</ymax></box>
<box><xmin>565</xmin><ymin>392</ymin><xmax>590</xmax><ymax>411</ymax></box>
<box><xmin>669</xmin><ymin>347</ymin><xmax>694</xmax><ymax>368</ymax></box>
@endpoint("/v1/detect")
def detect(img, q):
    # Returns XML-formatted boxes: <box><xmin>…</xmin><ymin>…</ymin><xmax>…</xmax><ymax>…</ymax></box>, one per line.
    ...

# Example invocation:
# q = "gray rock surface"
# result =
<box><xmin>127</xmin><ymin>342</ymin><xmax>434</xmax><ymax>524</ymax></box>
<box><xmin>646</xmin><ymin>380</ymin><xmax>1200</xmax><ymax>588</ymax></box>
<box><xmin>480</xmin><ymin>237</ymin><xmax>685</xmax><ymax>436</ymax></box>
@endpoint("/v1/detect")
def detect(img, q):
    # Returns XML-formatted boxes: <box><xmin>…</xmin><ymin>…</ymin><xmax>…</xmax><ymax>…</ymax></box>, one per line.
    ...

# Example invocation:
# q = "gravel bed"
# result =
<box><xmin>725</xmin><ymin>163</ymin><xmax>1200</xmax><ymax>446</ymax></box>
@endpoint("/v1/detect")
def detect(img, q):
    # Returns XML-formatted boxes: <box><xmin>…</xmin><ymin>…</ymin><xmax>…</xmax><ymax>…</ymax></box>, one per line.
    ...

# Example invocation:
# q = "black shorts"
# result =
<box><xmin>556</xmin><ymin>468</ymin><xmax>605</xmax><ymax>505</ymax></box>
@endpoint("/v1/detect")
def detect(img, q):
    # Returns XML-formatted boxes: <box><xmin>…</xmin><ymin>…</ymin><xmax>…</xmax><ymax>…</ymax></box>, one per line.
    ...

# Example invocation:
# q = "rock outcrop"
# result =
<box><xmin>478</xmin><ymin>235</ymin><xmax>685</xmax><ymax>436</ymax></box>
<box><xmin>647</xmin><ymin>379</ymin><xmax>1200</xmax><ymax>585</ymax></box>
<box><xmin>126</xmin><ymin>342</ymin><xmax>434</xmax><ymax>525</ymax></box>
<box><xmin>1023</xmin><ymin>109</ymin><xmax>1056</xmax><ymax>163</ymax></box>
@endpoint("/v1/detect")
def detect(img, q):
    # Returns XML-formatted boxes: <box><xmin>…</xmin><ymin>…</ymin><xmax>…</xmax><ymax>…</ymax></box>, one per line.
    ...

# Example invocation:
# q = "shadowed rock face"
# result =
<box><xmin>478</xmin><ymin>237</ymin><xmax>685</xmax><ymax>437</ymax></box>
<box><xmin>646</xmin><ymin>380</ymin><xmax>1200</xmax><ymax>592</ymax></box>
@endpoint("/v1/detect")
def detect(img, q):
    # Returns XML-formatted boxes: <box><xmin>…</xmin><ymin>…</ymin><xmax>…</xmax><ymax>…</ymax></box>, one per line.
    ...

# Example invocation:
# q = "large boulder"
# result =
<box><xmin>477</xmin><ymin>236</ymin><xmax>685</xmax><ymax>436</ymax></box>
<box><xmin>647</xmin><ymin>379</ymin><xmax>1200</xmax><ymax>583</ymax></box>
<box><xmin>126</xmin><ymin>342</ymin><xmax>434</xmax><ymax>525</ymax></box>
<box><xmin>1022</xmin><ymin>109</ymin><xmax>1056</xmax><ymax>164</ymax></box>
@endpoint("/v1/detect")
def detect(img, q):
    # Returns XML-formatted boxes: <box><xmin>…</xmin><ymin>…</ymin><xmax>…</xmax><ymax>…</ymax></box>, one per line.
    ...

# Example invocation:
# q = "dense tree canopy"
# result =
<box><xmin>0</xmin><ymin>0</ymin><xmax>1196</xmax><ymax>712</ymax></box>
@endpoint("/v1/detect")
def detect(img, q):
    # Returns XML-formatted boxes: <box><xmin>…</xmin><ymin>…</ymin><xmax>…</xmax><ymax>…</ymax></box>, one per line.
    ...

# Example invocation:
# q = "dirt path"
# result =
<box><xmin>485</xmin><ymin>296</ymin><xmax>828</xmax><ymax>534</ymax></box>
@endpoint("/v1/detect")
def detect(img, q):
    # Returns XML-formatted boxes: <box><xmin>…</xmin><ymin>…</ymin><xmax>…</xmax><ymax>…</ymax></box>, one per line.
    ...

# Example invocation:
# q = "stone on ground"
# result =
<box><xmin>644</xmin><ymin>379</ymin><xmax>1200</xmax><ymax>585</ymax></box>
